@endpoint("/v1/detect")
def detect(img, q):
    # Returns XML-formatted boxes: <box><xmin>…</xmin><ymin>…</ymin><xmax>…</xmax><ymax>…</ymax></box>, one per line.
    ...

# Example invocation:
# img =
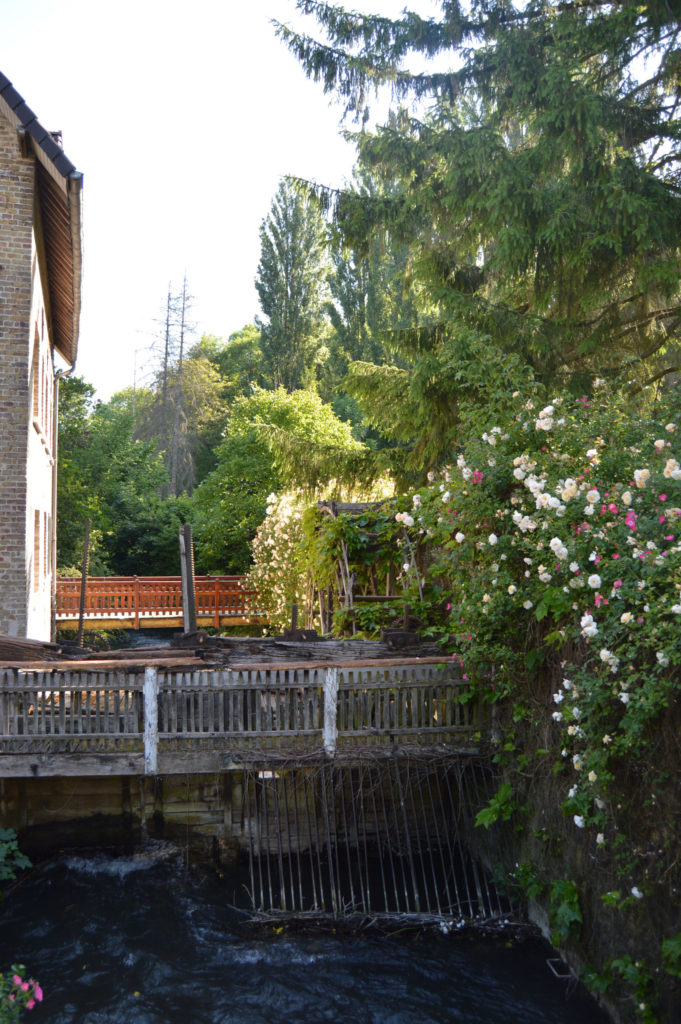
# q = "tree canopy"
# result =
<box><xmin>57</xmin><ymin>378</ymin><xmax>174</xmax><ymax>574</ymax></box>
<box><xmin>255</xmin><ymin>178</ymin><xmax>330</xmax><ymax>391</ymax></box>
<box><xmin>277</xmin><ymin>0</ymin><xmax>681</xmax><ymax>470</ymax></box>
<box><xmin>193</xmin><ymin>387</ymin><xmax>364</xmax><ymax>572</ymax></box>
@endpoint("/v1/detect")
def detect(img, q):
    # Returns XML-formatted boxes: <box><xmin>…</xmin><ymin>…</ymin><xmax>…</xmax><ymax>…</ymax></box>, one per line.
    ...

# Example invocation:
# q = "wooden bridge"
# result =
<box><xmin>0</xmin><ymin>647</ymin><xmax>507</xmax><ymax>925</ymax></box>
<box><xmin>0</xmin><ymin>654</ymin><xmax>481</xmax><ymax>778</ymax></box>
<box><xmin>56</xmin><ymin>576</ymin><xmax>265</xmax><ymax>630</ymax></box>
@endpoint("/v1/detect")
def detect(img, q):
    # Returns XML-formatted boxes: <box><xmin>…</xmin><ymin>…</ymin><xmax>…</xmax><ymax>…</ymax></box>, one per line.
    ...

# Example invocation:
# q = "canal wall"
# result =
<box><xmin>472</xmin><ymin>697</ymin><xmax>681</xmax><ymax>1024</ymax></box>
<box><xmin>0</xmin><ymin>772</ymin><xmax>244</xmax><ymax>862</ymax></box>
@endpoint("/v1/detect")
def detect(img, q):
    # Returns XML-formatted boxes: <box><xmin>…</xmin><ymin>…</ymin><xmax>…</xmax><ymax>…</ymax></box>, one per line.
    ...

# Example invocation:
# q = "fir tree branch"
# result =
<box><xmin>628</xmin><ymin>363</ymin><xmax>681</xmax><ymax>393</ymax></box>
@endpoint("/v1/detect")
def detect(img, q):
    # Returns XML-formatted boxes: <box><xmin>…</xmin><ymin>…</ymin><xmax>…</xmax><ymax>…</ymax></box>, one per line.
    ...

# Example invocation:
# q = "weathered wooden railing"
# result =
<box><xmin>56</xmin><ymin>576</ymin><xmax>262</xmax><ymax>628</ymax></box>
<box><xmin>0</xmin><ymin>660</ymin><xmax>481</xmax><ymax>777</ymax></box>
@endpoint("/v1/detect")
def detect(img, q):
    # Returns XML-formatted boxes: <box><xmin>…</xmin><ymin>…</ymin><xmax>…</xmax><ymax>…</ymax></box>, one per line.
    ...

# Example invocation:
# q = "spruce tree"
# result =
<box><xmin>255</xmin><ymin>178</ymin><xmax>330</xmax><ymax>391</ymax></box>
<box><xmin>277</xmin><ymin>1</ymin><xmax>681</xmax><ymax>469</ymax></box>
<box><xmin>325</xmin><ymin>169</ymin><xmax>419</xmax><ymax>382</ymax></box>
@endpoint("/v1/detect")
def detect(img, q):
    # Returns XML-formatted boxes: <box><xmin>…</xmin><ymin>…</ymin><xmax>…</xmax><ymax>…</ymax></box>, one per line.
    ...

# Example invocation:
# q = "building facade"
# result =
<box><xmin>0</xmin><ymin>74</ymin><xmax>82</xmax><ymax>640</ymax></box>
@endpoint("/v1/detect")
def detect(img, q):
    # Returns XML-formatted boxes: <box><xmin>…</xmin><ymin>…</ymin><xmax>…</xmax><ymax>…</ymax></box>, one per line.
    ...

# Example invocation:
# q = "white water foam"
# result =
<box><xmin>63</xmin><ymin>840</ymin><xmax>180</xmax><ymax>878</ymax></box>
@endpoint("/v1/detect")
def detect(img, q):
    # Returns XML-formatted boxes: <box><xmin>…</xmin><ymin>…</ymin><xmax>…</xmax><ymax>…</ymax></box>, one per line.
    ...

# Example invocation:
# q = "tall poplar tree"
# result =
<box><xmin>277</xmin><ymin>0</ymin><xmax>681</xmax><ymax>469</ymax></box>
<box><xmin>325</xmin><ymin>169</ymin><xmax>420</xmax><ymax>383</ymax></box>
<box><xmin>255</xmin><ymin>178</ymin><xmax>330</xmax><ymax>391</ymax></box>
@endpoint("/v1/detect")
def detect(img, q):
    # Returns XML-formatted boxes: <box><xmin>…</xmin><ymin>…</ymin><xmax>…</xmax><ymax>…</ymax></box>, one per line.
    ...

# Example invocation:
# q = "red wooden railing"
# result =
<box><xmin>56</xmin><ymin>576</ymin><xmax>261</xmax><ymax>628</ymax></box>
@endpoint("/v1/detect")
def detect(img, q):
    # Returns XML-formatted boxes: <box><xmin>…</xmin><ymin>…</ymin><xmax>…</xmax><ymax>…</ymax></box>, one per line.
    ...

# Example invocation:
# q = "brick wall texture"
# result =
<box><xmin>0</xmin><ymin>112</ymin><xmax>54</xmax><ymax>639</ymax></box>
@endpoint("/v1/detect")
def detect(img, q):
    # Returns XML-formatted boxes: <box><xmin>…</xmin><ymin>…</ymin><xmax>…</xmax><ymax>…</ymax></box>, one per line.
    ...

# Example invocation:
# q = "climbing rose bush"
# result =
<box><xmin>385</xmin><ymin>383</ymin><xmax>681</xmax><ymax>1019</ymax></box>
<box><xmin>247</xmin><ymin>492</ymin><xmax>308</xmax><ymax>633</ymax></box>
<box><xmin>248</xmin><ymin>479</ymin><xmax>396</xmax><ymax>633</ymax></box>
<box><xmin>404</xmin><ymin>384</ymin><xmax>680</xmax><ymax>814</ymax></box>
<box><xmin>0</xmin><ymin>968</ymin><xmax>43</xmax><ymax>1022</ymax></box>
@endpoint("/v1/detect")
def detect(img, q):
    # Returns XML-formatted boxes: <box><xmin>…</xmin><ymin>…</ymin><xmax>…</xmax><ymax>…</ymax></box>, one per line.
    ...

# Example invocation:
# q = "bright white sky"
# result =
<box><xmin>3</xmin><ymin>0</ymin><xmax>440</xmax><ymax>400</ymax></box>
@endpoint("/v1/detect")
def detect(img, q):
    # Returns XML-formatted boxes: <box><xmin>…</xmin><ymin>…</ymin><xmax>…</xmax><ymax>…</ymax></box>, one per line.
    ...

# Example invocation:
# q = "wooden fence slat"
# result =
<box><xmin>0</xmin><ymin>662</ymin><xmax>477</xmax><ymax>774</ymax></box>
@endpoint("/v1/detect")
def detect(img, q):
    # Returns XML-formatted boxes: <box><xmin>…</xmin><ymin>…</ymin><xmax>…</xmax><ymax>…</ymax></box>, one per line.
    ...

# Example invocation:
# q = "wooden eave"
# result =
<box><xmin>0</xmin><ymin>73</ymin><xmax>82</xmax><ymax>367</ymax></box>
<box><xmin>35</xmin><ymin>160</ymin><xmax>82</xmax><ymax>366</ymax></box>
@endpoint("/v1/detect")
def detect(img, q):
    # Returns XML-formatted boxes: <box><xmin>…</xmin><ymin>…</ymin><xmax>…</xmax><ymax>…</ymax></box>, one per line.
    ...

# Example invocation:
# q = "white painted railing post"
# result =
<box><xmin>143</xmin><ymin>667</ymin><xmax>159</xmax><ymax>774</ymax></box>
<box><xmin>323</xmin><ymin>667</ymin><xmax>339</xmax><ymax>756</ymax></box>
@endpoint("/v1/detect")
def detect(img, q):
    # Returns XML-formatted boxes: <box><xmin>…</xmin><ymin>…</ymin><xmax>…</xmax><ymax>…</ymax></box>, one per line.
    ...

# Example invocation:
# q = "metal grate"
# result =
<box><xmin>240</xmin><ymin>754</ymin><xmax>513</xmax><ymax>925</ymax></box>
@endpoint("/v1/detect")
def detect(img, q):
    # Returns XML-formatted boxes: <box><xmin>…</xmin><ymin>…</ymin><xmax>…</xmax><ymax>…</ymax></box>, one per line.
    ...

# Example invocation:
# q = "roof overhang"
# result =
<box><xmin>0</xmin><ymin>73</ymin><xmax>83</xmax><ymax>368</ymax></box>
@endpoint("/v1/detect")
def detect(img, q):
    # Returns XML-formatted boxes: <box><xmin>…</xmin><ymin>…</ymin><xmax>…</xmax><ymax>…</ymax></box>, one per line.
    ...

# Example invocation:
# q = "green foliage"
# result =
<box><xmin>0</xmin><ymin>834</ymin><xmax>41</xmax><ymax>1020</ymax></box>
<box><xmin>136</xmin><ymin>353</ymin><xmax>227</xmax><ymax>492</ymax></box>
<box><xmin>278</xmin><ymin>0</ymin><xmax>681</xmax><ymax>477</ymax></box>
<box><xmin>193</xmin><ymin>326</ymin><xmax>269</xmax><ymax>401</ymax></box>
<box><xmin>260</xmin><ymin>379</ymin><xmax>681</xmax><ymax>1016</ymax></box>
<box><xmin>474</xmin><ymin>782</ymin><xmax>516</xmax><ymax>829</ymax></box>
<box><xmin>0</xmin><ymin>829</ymin><xmax>30</xmax><ymax>884</ymax></box>
<box><xmin>549</xmin><ymin>880</ymin><xmax>583</xmax><ymax>945</ymax></box>
<box><xmin>57</xmin><ymin>376</ymin><xmax>196</xmax><ymax>575</ymax></box>
<box><xmin>507</xmin><ymin>860</ymin><xmax>545</xmax><ymax>902</ymax></box>
<box><xmin>247</xmin><ymin>492</ymin><xmax>310</xmax><ymax>633</ymax></box>
<box><xmin>256</xmin><ymin>178</ymin><xmax>330</xmax><ymax>392</ymax></box>
<box><xmin>56</xmin><ymin>375</ymin><xmax>103</xmax><ymax>568</ymax></box>
<box><xmin>609</xmin><ymin>957</ymin><xmax>656</xmax><ymax>1023</ymax></box>
<box><xmin>194</xmin><ymin>388</ymin><xmax>362</xmax><ymax>573</ymax></box>
<box><xmin>102</xmin><ymin>494</ymin><xmax>195</xmax><ymax>576</ymax></box>
<box><xmin>322</xmin><ymin>169</ymin><xmax>419</xmax><ymax>415</ymax></box>
<box><xmin>0</xmin><ymin>967</ymin><xmax>43</xmax><ymax>1021</ymax></box>
<box><xmin>661</xmin><ymin>934</ymin><xmax>681</xmax><ymax>979</ymax></box>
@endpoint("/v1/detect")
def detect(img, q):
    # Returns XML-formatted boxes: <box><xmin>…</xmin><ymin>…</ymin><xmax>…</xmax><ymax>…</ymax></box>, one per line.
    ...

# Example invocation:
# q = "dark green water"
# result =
<box><xmin>0</xmin><ymin>843</ymin><xmax>610</xmax><ymax>1024</ymax></box>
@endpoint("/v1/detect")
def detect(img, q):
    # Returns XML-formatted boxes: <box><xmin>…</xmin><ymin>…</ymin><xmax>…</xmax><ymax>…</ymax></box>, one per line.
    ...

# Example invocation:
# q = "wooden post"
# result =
<box><xmin>214</xmin><ymin>577</ymin><xmax>220</xmax><ymax>628</ymax></box>
<box><xmin>143</xmin><ymin>667</ymin><xmax>159</xmax><ymax>775</ymax></box>
<box><xmin>179</xmin><ymin>524</ymin><xmax>197</xmax><ymax>634</ymax></box>
<box><xmin>76</xmin><ymin>519</ymin><xmax>91</xmax><ymax>647</ymax></box>
<box><xmin>323</xmin><ymin>667</ymin><xmax>339</xmax><ymax>756</ymax></box>
<box><xmin>134</xmin><ymin>576</ymin><xmax>140</xmax><ymax>630</ymax></box>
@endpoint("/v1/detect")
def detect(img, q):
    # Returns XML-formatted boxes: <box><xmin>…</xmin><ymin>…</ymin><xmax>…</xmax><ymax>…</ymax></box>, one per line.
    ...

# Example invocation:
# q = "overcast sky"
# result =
<box><xmin>3</xmin><ymin>0</ymin><xmax>439</xmax><ymax>399</ymax></box>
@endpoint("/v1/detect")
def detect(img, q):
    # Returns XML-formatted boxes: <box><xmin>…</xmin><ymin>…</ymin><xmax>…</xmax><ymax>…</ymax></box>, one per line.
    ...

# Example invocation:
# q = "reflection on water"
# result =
<box><xmin>0</xmin><ymin>844</ymin><xmax>610</xmax><ymax>1024</ymax></box>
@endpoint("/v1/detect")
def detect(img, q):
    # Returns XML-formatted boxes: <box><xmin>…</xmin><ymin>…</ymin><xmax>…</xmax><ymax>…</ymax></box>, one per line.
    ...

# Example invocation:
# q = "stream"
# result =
<box><xmin>0</xmin><ymin>842</ymin><xmax>611</xmax><ymax>1024</ymax></box>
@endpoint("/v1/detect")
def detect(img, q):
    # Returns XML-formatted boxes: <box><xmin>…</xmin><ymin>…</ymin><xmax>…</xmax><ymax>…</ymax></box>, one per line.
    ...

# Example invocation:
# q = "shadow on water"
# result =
<box><xmin>0</xmin><ymin>844</ymin><xmax>612</xmax><ymax>1024</ymax></box>
<box><xmin>114</xmin><ymin>628</ymin><xmax>178</xmax><ymax>649</ymax></box>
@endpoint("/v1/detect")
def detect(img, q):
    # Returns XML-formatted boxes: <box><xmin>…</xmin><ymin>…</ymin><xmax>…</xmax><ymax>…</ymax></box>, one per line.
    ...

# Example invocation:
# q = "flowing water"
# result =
<box><xmin>0</xmin><ymin>842</ymin><xmax>610</xmax><ymax>1024</ymax></box>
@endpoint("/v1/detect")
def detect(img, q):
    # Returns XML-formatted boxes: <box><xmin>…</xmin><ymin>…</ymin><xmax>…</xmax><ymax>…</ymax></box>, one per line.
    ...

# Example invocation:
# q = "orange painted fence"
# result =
<box><xmin>56</xmin><ymin>576</ymin><xmax>262</xmax><ymax>628</ymax></box>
